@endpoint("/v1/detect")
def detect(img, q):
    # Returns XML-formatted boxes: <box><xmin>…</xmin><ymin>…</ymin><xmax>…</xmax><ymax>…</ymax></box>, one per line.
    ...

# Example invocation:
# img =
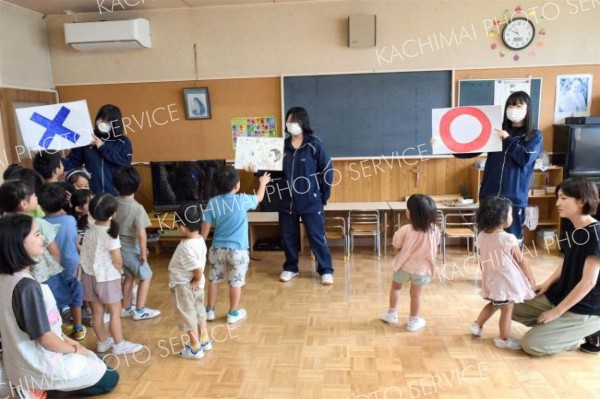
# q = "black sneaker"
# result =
<box><xmin>580</xmin><ymin>332</ymin><xmax>600</xmax><ymax>354</ymax></box>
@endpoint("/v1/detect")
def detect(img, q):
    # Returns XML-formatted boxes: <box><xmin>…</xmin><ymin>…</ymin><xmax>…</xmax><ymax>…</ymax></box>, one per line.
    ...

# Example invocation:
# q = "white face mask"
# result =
<box><xmin>506</xmin><ymin>107</ymin><xmax>527</xmax><ymax>123</ymax></box>
<box><xmin>286</xmin><ymin>122</ymin><xmax>303</xmax><ymax>136</ymax></box>
<box><xmin>96</xmin><ymin>121</ymin><xmax>111</xmax><ymax>133</ymax></box>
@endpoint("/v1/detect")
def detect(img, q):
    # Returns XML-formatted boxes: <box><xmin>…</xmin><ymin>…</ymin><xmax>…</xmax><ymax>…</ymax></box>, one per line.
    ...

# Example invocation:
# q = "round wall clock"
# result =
<box><xmin>502</xmin><ymin>18</ymin><xmax>535</xmax><ymax>50</ymax></box>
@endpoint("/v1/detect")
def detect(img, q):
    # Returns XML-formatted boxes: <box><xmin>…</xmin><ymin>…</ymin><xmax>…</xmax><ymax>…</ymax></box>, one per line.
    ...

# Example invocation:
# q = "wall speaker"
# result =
<box><xmin>348</xmin><ymin>15</ymin><xmax>376</xmax><ymax>48</ymax></box>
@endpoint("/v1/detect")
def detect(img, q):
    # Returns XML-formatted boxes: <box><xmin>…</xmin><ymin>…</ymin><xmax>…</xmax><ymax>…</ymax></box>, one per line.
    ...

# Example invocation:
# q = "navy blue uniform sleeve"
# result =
<box><xmin>97</xmin><ymin>139</ymin><xmax>133</xmax><ymax>167</ymax></box>
<box><xmin>62</xmin><ymin>147</ymin><xmax>84</xmax><ymax>170</ymax></box>
<box><xmin>12</xmin><ymin>279</ymin><xmax>51</xmax><ymax>340</ymax></box>
<box><xmin>503</xmin><ymin>131</ymin><xmax>543</xmax><ymax>168</ymax></box>
<box><xmin>315</xmin><ymin>143</ymin><xmax>333</xmax><ymax>205</ymax></box>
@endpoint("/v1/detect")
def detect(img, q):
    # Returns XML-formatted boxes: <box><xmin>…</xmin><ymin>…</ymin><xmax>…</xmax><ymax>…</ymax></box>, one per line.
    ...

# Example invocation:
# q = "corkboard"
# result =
<box><xmin>56</xmin><ymin>77</ymin><xmax>281</xmax><ymax>162</ymax></box>
<box><xmin>455</xmin><ymin>65</ymin><xmax>600</xmax><ymax>152</ymax></box>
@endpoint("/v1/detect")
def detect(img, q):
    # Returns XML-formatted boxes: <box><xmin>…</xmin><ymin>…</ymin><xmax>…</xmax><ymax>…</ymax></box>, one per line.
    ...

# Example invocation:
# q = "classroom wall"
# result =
<box><xmin>46</xmin><ymin>1</ymin><xmax>600</xmax><ymax>85</ymax></box>
<box><xmin>0</xmin><ymin>1</ymin><xmax>52</xmax><ymax>90</ymax></box>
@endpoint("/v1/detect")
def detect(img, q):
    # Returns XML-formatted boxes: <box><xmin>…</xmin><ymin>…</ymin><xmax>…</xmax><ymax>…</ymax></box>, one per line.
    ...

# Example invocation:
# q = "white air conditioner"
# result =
<box><xmin>64</xmin><ymin>19</ymin><xmax>151</xmax><ymax>51</ymax></box>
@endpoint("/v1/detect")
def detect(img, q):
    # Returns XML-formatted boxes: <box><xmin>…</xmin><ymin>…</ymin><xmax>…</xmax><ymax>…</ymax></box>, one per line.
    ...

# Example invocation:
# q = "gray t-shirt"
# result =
<box><xmin>114</xmin><ymin>197</ymin><xmax>151</xmax><ymax>247</ymax></box>
<box><xmin>12</xmin><ymin>278</ymin><xmax>51</xmax><ymax>340</ymax></box>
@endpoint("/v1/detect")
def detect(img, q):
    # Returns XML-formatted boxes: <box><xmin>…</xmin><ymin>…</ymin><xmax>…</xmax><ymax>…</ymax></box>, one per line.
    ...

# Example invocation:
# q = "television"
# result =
<box><xmin>553</xmin><ymin>124</ymin><xmax>600</xmax><ymax>178</ymax></box>
<box><xmin>150</xmin><ymin>160</ymin><xmax>226</xmax><ymax>212</ymax></box>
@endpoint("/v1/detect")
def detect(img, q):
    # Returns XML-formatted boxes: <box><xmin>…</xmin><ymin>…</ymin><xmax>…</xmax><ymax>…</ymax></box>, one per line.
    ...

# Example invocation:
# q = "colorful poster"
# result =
<box><xmin>15</xmin><ymin>100</ymin><xmax>94</xmax><ymax>152</ymax></box>
<box><xmin>231</xmin><ymin>116</ymin><xmax>277</xmax><ymax>149</ymax></box>
<box><xmin>234</xmin><ymin>137</ymin><xmax>284</xmax><ymax>171</ymax></box>
<box><xmin>431</xmin><ymin>105</ymin><xmax>503</xmax><ymax>155</ymax></box>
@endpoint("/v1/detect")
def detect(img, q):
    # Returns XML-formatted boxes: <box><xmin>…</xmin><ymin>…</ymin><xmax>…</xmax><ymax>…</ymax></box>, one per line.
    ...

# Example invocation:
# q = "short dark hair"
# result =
<box><xmin>3</xmin><ymin>163</ymin><xmax>22</xmax><ymax>181</ymax></box>
<box><xmin>0</xmin><ymin>179</ymin><xmax>35</xmax><ymax>214</ymax></box>
<box><xmin>113</xmin><ymin>166</ymin><xmax>140</xmax><ymax>196</ymax></box>
<box><xmin>71</xmin><ymin>189</ymin><xmax>93</xmax><ymax>230</ymax></box>
<box><xmin>38</xmin><ymin>183</ymin><xmax>66</xmax><ymax>213</ymax></box>
<box><xmin>89</xmin><ymin>193</ymin><xmax>119</xmax><ymax>238</ymax></box>
<box><xmin>0</xmin><ymin>214</ymin><xmax>37</xmax><ymax>275</ymax></box>
<box><xmin>556</xmin><ymin>178</ymin><xmax>599</xmax><ymax>215</ymax></box>
<box><xmin>33</xmin><ymin>152</ymin><xmax>62</xmax><ymax>179</ymax></box>
<box><xmin>214</xmin><ymin>166</ymin><xmax>240</xmax><ymax>195</ymax></box>
<box><xmin>503</xmin><ymin>91</ymin><xmax>535</xmax><ymax>141</ymax></box>
<box><xmin>406</xmin><ymin>194</ymin><xmax>437</xmax><ymax>232</ymax></box>
<box><xmin>285</xmin><ymin>106</ymin><xmax>313</xmax><ymax>135</ymax></box>
<box><xmin>476</xmin><ymin>197</ymin><xmax>512</xmax><ymax>232</ymax></box>
<box><xmin>7</xmin><ymin>167</ymin><xmax>44</xmax><ymax>195</ymax></box>
<box><xmin>175</xmin><ymin>203</ymin><xmax>203</xmax><ymax>232</ymax></box>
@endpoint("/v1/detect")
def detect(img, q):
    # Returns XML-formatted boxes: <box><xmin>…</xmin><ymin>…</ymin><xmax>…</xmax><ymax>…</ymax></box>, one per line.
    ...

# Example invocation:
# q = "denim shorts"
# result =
<box><xmin>393</xmin><ymin>269</ymin><xmax>432</xmax><ymax>286</ymax></box>
<box><xmin>121</xmin><ymin>244</ymin><xmax>153</xmax><ymax>280</ymax></box>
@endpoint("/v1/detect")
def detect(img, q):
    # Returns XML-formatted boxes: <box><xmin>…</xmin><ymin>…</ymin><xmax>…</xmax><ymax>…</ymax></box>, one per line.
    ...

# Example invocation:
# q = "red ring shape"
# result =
<box><xmin>439</xmin><ymin>107</ymin><xmax>491</xmax><ymax>153</ymax></box>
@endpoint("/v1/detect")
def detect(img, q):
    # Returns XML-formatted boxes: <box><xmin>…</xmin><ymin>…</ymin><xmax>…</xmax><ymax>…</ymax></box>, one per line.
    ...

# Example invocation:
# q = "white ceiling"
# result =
<box><xmin>4</xmin><ymin>0</ymin><xmax>346</xmax><ymax>16</ymax></box>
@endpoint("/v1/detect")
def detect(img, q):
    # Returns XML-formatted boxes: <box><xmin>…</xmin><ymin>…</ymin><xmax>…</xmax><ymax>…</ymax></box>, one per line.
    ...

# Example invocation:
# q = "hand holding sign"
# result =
<box><xmin>431</xmin><ymin>105</ymin><xmax>503</xmax><ymax>155</ymax></box>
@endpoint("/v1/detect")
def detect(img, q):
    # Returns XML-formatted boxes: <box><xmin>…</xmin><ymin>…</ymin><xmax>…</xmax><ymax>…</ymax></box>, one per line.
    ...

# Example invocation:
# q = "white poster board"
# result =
<box><xmin>15</xmin><ymin>100</ymin><xmax>94</xmax><ymax>152</ymax></box>
<box><xmin>432</xmin><ymin>105</ymin><xmax>503</xmax><ymax>155</ymax></box>
<box><xmin>234</xmin><ymin>137</ymin><xmax>284</xmax><ymax>171</ymax></box>
<box><xmin>555</xmin><ymin>74</ymin><xmax>593</xmax><ymax>124</ymax></box>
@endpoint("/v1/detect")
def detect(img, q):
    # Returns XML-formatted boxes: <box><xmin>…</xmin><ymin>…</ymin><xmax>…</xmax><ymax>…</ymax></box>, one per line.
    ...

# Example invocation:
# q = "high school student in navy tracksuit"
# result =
<box><xmin>250</xmin><ymin>107</ymin><xmax>335</xmax><ymax>285</ymax></box>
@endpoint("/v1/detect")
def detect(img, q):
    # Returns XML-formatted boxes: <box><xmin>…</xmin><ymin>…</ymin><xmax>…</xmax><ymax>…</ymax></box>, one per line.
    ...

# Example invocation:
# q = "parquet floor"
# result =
<box><xmin>6</xmin><ymin>245</ymin><xmax>600</xmax><ymax>398</ymax></box>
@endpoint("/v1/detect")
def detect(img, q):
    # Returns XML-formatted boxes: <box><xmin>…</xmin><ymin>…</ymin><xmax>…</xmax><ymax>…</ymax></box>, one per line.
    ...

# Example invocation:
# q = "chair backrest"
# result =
<box><xmin>348</xmin><ymin>210</ymin><xmax>380</xmax><ymax>232</ymax></box>
<box><xmin>325</xmin><ymin>216</ymin><xmax>347</xmax><ymax>236</ymax></box>
<box><xmin>443</xmin><ymin>212</ymin><xmax>477</xmax><ymax>237</ymax></box>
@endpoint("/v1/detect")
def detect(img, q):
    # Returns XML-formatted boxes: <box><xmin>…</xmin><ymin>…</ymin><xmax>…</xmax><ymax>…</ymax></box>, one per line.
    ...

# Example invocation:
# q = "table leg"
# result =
<box><xmin>384</xmin><ymin>212</ymin><xmax>388</xmax><ymax>256</ymax></box>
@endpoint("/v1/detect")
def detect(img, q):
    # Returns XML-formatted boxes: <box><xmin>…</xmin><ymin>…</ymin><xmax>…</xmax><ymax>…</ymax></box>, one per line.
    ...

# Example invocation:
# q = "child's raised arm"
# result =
<box><xmin>512</xmin><ymin>244</ymin><xmax>536</xmax><ymax>288</ymax></box>
<box><xmin>256</xmin><ymin>172</ymin><xmax>271</xmax><ymax>203</ymax></box>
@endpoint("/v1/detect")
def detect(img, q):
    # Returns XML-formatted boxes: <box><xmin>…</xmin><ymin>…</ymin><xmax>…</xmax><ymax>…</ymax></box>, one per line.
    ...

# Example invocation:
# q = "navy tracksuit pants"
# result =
<box><xmin>279</xmin><ymin>210</ymin><xmax>333</xmax><ymax>275</ymax></box>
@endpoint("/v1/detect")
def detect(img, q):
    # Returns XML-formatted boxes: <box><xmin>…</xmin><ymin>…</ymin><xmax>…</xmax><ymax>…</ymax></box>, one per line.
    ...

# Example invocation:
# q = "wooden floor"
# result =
<box><xmin>6</xmin><ymin>245</ymin><xmax>600</xmax><ymax>399</ymax></box>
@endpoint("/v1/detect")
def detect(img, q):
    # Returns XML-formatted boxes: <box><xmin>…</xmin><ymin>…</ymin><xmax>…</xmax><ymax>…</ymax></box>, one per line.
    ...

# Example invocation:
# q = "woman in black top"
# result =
<box><xmin>512</xmin><ymin>177</ymin><xmax>600</xmax><ymax>356</ymax></box>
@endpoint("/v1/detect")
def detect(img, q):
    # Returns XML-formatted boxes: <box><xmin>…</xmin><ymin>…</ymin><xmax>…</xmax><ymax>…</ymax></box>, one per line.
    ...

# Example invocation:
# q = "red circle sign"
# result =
<box><xmin>439</xmin><ymin>107</ymin><xmax>491</xmax><ymax>153</ymax></box>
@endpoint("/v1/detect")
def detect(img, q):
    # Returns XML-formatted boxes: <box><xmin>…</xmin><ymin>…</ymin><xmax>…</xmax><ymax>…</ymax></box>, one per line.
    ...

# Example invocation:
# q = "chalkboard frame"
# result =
<box><xmin>283</xmin><ymin>70</ymin><xmax>453</xmax><ymax>159</ymax></box>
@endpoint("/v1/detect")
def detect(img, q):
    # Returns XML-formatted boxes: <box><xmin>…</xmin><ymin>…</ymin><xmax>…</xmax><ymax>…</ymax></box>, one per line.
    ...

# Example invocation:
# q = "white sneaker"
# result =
<box><xmin>227</xmin><ymin>308</ymin><xmax>247</xmax><ymax>324</ymax></box>
<box><xmin>96</xmin><ymin>337</ymin><xmax>114</xmax><ymax>353</ymax></box>
<box><xmin>407</xmin><ymin>317</ymin><xmax>426</xmax><ymax>332</ymax></box>
<box><xmin>111</xmin><ymin>340</ymin><xmax>144</xmax><ymax>355</ymax></box>
<box><xmin>121</xmin><ymin>307</ymin><xmax>135</xmax><ymax>318</ymax></box>
<box><xmin>381</xmin><ymin>311</ymin><xmax>398</xmax><ymax>325</ymax></box>
<box><xmin>206</xmin><ymin>308</ymin><xmax>215</xmax><ymax>321</ymax></box>
<box><xmin>179</xmin><ymin>344</ymin><xmax>204</xmax><ymax>359</ymax></box>
<box><xmin>321</xmin><ymin>274</ymin><xmax>334</xmax><ymax>285</ymax></box>
<box><xmin>201</xmin><ymin>340</ymin><xmax>213</xmax><ymax>352</ymax></box>
<box><xmin>279</xmin><ymin>271</ymin><xmax>298</xmax><ymax>282</ymax></box>
<box><xmin>493</xmin><ymin>336</ymin><xmax>521</xmax><ymax>350</ymax></box>
<box><xmin>133</xmin><ymin>307</ymin><xmax>161</xmax><ymax>321</ymax></box>
<box><xmin>469</xmin><ymin>322</ymin><xmax>483</xmax><ymax>337</ymax></box>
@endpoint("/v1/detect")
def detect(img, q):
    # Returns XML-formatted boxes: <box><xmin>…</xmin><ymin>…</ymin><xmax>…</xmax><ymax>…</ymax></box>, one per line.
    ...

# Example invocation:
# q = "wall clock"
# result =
<box><xmin>502</xmin><ymin>18</ymin><xmax>535</xmax><ymax>50</ymax></box>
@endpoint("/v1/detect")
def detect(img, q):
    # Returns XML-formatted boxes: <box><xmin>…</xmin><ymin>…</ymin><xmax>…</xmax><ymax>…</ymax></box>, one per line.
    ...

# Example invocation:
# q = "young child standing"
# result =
<box><xmin>80</xmin><ymin>193</ymin><xmax>143</xmax><ymax>355</ymax></box>
<box><xmin>381</xmin><ymin>194</ymin><xmax>440</xmax><ymax>332</ymax></box>
<box><xmin>470</xmin><ymin>196</ymin><xmax>536</xmax><ymax>350</ymax></box>
<box><xmin>201</xmin><ymin>166</ymin><xmax>270</xmax><ymax>324</ymax></box>
<box><xmin>169</xmin><ymin>204</ymin><xmax>212</xmax><ymax>359</ymax></box>
<box><xmin>113</xmin><ymin>167</ymin><xmax>160</xmax><ymax>321</ymax></box>
<box><xmin>39</xmin><ymin>183</ymin><xmax>86</xmax><ymax>341</ymax></box>
<box><xmin>0</xmin><ymin>180</ymin><xmax>63</xmax><ymax>285</ymax></box>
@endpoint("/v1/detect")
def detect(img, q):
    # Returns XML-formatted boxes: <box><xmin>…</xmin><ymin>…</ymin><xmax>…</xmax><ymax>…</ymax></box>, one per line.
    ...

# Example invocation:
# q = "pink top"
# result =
<box><xmin>392</xmin><ymin>224</ymin><xmax>440</xmax><ymax>276</ymax></box>
<box><xmin>477</xmin><ymin>231</ymin><xmax>535</xmax><ymax>303</ymax></box>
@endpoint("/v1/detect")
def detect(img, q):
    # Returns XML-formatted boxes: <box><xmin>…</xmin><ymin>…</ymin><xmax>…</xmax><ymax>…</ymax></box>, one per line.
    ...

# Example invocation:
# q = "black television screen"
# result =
<box><xmin>569</xmin><ymin>126</ymin><xmax>600</xmax><ymax>177</ymax></box>
<box><xmin>150</xmin><ymin>160</ymin><xmax>226</xmax><ymax>211</ymax></box>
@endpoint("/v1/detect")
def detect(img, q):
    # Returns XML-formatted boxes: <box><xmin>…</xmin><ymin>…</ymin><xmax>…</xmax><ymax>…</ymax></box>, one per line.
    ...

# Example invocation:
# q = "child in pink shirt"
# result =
<box><xmin>381</xmin><ymin>194</ymin><xmax>440</xmax><ymax>331</ymax></box>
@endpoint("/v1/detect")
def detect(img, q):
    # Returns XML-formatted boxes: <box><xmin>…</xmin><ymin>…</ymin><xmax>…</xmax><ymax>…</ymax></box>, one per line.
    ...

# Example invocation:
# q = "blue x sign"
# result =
<box><xmin>30</xmin><ymin>106</ymin><xmax>80</xmax><ymax>149</ymax></box>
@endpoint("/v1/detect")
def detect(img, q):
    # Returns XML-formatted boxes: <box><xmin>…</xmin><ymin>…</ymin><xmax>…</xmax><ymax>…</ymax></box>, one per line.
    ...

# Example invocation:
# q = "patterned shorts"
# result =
<box><xmin>208</xmin><ymin>247</ymin><xmax>249</xmax><ymax>287</ymax></box>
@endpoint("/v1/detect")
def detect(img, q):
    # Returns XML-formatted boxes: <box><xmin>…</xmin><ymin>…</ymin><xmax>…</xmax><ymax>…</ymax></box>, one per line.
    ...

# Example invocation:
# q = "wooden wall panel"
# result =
<box><xmin>455</xmin><ymin>65</ymin><xmax>600</xmax><ymax>152</ymax></box>
<box><xmin>57</xmin><ymin>78</ymin><xmax>281</xmax><ymax>162</ymax></box>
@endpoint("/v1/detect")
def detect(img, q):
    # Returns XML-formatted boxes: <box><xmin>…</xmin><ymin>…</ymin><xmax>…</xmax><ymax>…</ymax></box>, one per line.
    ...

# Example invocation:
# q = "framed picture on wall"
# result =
<box><xmin>183</xmin><ymin>87</ymin><xmax>211</xmax><ymax>119</ymax></box>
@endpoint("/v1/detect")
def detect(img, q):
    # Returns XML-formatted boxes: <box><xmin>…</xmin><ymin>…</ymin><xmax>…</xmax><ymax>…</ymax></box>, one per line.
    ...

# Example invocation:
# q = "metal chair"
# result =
<box><xmin>325</xmin><ymin>216</ymin><xmax>349</xmax><ymax>260</ymax></box>
<box><xmin>441</xmin><ymin>211</ymin><xmax>477</xmax><ymax>265</ymax></box>
<box><xmin>348</xmin><ymin>210</ymin><xmax>381</xmax><ymax>258</ymax></box>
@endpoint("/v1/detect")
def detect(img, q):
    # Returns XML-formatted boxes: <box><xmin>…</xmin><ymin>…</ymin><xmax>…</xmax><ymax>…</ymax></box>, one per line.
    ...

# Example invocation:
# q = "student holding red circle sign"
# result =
<box><xmin>454</xmin><ymin>91</ymin><xmax>543</xmax><ymax>241</ymax></box>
